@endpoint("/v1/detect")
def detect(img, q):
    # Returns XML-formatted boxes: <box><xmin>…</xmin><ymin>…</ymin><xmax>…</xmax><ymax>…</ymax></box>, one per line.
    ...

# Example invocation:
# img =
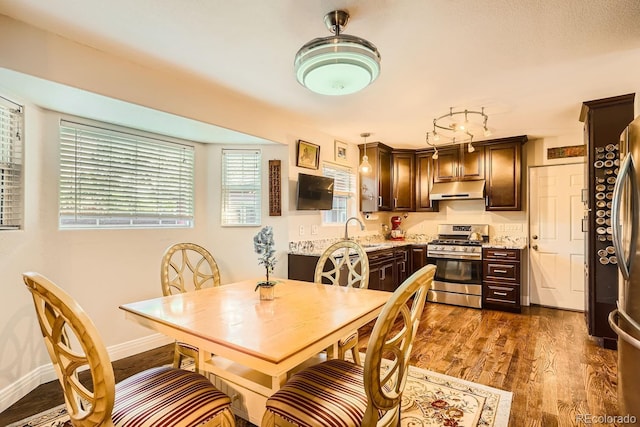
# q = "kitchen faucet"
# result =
<box><xmin>344</xmin><ymin>216</ymin><xmax>365</xmax><ymax>240</ymax></box>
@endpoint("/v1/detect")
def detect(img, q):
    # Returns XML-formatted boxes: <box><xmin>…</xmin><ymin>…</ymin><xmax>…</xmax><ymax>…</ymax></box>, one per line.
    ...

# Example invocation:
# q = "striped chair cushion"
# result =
<box><xmin>113</xmin><ymin>366</ymin><xmax>231</xmax><ymax>426</ymax></box>
<box><xmin>265</xmin><ymin>359</ymin><xmax>372</xmax><ymax>427</ymax></box>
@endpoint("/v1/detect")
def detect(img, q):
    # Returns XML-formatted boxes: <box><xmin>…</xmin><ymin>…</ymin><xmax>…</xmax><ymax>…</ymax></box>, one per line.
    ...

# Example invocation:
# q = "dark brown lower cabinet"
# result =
<box><xmin>288</xmin><ymin>246</ymin><xmax>411</xmax><ymax>292</ymax></box>
<box><xmin>368</xmin><ymin>249</ymin><xmax>396</xmax><ymax>292</ymax></box>
<box><xmin>482</xmin><ymin>248</ymin><xmax>522</xmax><ymax>313</ymax></box>
<box><xmin>409</xmin><ymin>245</ymin><xmax>428</xmax><ymax>274</ymax></box>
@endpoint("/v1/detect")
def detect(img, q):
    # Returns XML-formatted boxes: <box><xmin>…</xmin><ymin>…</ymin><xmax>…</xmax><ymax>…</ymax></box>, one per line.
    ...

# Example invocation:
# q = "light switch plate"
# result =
<box><xmin>299</xmin><ymin>226</ymin><xmax>305</xmax><ymax>236</ymax></box>
<box><xmin>311</xmin><ymin>225</ymin><xmax>318</xmax><ymax>235</ymax></box>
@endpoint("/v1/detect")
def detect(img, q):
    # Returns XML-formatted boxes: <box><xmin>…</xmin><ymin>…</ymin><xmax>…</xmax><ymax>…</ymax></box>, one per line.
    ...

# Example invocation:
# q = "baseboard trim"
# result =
<box><xmin>0</xmin><ymin>333</ymin><xmax>173</xmax><ymax>413</ymax></box>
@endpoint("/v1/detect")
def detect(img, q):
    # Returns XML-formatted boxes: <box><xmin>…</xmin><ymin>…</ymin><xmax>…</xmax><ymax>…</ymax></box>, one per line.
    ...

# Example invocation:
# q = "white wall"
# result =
<box><xmin>0</xmin><ymin>15</ymin><xmax>321</xmax><ymax>410</ymax></box>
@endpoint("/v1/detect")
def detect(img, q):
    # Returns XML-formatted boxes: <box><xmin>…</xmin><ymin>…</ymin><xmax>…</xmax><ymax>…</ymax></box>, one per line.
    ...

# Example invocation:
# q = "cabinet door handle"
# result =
<box><xmin>493</xmin><ymin>269</ymin><xmax>508</xmax><ymax>273</ymax></box>
<box><xmin>380</xmin><ymin>269</ymin><xmax>385</xmax><ymax>280</ymax></box>
<box><xmin>394</xmin><ymin>197</ymin><xmax>397</xmax><ymax>207</ymax></box>
<box><xmin>378</xmin><ymin>196</ymin><xmax>382</xmax><ymax>207</ymax></box>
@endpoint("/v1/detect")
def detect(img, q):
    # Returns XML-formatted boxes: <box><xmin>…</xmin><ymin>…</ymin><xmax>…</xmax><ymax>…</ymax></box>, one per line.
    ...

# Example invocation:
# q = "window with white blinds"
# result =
<box><xmin>322</xmin><ymin>163</ymin><xmax>356</xmax><ymax>224</ymax></box>
<box><xmin>0</xmin><ymin>98</ymin><xmax>23</xmax><ymax>230</ymax></box>
<box><xmin>59</xmin><ymin>120</ymin><xmax>195</xmax><ymax>229</ymax></box>
<box><xmin>221</xmin><ymin>149</ymin><xmax>261</xmax><ymax>226</ymax></box>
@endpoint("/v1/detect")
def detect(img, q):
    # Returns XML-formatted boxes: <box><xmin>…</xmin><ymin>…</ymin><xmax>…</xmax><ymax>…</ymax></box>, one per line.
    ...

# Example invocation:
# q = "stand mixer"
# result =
<box><xmin>390</xmin><ymin>216</ymin><xmax>405</xmax><ymax>240</ymax></box>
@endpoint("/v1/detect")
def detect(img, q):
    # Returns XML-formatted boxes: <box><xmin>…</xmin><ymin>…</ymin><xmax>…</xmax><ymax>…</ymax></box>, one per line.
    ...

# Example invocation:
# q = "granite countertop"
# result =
<box><xmin>289</xmin><ymin>237</ymin><xmax>528</xmax><ymax>256</ymax></box>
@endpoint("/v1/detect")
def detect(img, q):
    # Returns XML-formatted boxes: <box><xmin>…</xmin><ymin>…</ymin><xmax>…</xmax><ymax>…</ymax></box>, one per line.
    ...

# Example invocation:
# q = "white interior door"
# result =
<box><xmin>529</xmin><ymin>163</ymin><xmax>585</xmax><ymax>310</ymax></box>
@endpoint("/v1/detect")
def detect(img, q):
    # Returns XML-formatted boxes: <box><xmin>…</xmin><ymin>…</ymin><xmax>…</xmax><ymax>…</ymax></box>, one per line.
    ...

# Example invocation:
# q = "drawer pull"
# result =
<box><xmin>488</xmin><ymin>285</ymin><xmax>512</xmax><ymax>291</ymax></box>
<box><xmin>487</xmin><ymin>297</ymin><xmax>516</xmax><ymax>304</ymax></box>
<box><xmin>493</xmin><ymin>252</ymin><xmax>509</xmax><ymax>257</ymax></box>
<box><xmin>493</xmin><ymin>269</ymin><xmax>508</xmax><ymax>273</ymax></box>
<box><xmin>494</xmin><ymin>292</ymin><xmax>508</xmax><ymax>296</ymax></box>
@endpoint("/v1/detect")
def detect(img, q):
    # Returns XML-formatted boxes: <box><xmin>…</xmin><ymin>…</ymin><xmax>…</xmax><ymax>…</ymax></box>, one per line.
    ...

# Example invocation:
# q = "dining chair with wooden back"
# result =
<box><xmin>262</xmin><ymin>264</ymin><xmax>436</xmax><ymax>427</ymax></box>
<box><xmin>314</xmin><ymin>239</ymin><xmax>370</xmax><ymax>365</ymax></box>
<box><xmin>161</xmin><ymin>242</ymin><xmax>221</xmax><ymax>370</ymax></box>
<box><xmin>23</xmin><ymin>272</ymin><xmax>236</xmax><ymax>427</ymax></box>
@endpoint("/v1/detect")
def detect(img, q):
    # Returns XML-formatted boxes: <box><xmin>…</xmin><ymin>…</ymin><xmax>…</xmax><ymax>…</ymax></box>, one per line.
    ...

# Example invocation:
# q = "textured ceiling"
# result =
<box><xmin>1</xmin><ymin>0</ymin><xmax>640</xmax><ymax>147</ymax></box>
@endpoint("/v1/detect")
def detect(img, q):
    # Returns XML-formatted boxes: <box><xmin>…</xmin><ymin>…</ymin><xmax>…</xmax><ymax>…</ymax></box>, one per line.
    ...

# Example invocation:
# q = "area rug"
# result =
<box><xmin>9</xmin><ymin>363</ymin><xmax>511</xmax><ymax>427</ymax></box>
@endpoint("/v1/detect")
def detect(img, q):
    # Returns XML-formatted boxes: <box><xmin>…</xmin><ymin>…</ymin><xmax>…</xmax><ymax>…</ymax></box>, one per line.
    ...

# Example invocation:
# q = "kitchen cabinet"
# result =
<box><xmin>415</xmin><ymin>151</ymin><xmax>439</xmax><ymax>212</ymax></box>
<box><xmin>484</xmin><ymin>136</ymin><xmax>527</xmax><ymax>211</ymax></box>
<box><xmin>580</xmin><ymin>93</ymin><xmax>635</xmax><ymax>349</ymax></box>
<box><xmin>392</xmin><ymin>150</ymin><xmax>415</xmax><ymax>211</ymax></box>
<box><xmin>368</xmin><ymin>248</ymin><xmax>396</xmax><ymax>292</ymax></box>
<box><xmin>433</xmin><ymin>145</ymin><xmax>484</xmax><ymax>183</ymax></box>
<box><xmin>409</xmin><ymin>245</ymin><xmax>428</xmax><ymax>275</ymax></box>
<box><xmin>359</xmin><ymin>142</ymin><xmax>393</xmax><ymax>212</ymax></box>
<box><xmin>288</xmin><ymin>254</ymin><xmax>319</xmax><ymax>282</ymax></box>
<box><xmin>482</xmin><ymin>248</ymin><xmax>522</xmax><ymax>313</ymax></box>
<box><xmin>395</xmin><ymin>246</ymin><xmax>409</xmax><ymax>284</ymax></box>
<box><xmin>288</xmin><ymin>246</ymin><xmax>409</xmax><ymax>292</ymax></box>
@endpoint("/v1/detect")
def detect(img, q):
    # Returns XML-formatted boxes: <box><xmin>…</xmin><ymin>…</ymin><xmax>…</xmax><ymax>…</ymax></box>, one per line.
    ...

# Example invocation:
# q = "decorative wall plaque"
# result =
<box><xmin>269</xmin><ymin>160</ymin><xmax>281</xmax><ymax>216</ymax></box>
<box><xmin>547</xmin><ymin>145</ymin><xmax>586</xmax><ymax>159</ymax></box>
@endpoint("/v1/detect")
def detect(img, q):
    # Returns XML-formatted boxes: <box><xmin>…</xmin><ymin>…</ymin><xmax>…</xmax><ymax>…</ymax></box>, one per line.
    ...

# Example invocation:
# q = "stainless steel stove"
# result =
<box><xmin>426</xmin><ymin>224</ymin><xmax>489</xmax><ymax>308</ymax></box>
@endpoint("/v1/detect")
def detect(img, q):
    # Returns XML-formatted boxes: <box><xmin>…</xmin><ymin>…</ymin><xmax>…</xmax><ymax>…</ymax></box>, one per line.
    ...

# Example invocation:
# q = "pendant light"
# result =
<box><xmin>358</xmin><ymin>132</ymin><xmax>372</xmax><ymax>174</ymax></box>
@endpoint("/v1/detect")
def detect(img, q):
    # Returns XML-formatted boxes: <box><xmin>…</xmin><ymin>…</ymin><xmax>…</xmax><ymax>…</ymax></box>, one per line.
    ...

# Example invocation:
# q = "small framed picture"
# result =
<box><xmin>296</xmin><ymin>140</ymin><xmax>320</xmax><ymax>170</ymax></box>
<box><xmin>334</xmin><ymin>140</ymin><xmax>348</xmax><ymax>164</ymax></box>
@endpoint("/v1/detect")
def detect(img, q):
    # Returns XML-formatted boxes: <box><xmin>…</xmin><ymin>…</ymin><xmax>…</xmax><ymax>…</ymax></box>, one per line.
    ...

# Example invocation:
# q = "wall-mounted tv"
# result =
<box><xmin>296</xmin><ymin>173</ymin><xmax>334</xmax><ymax>210</ymax></box>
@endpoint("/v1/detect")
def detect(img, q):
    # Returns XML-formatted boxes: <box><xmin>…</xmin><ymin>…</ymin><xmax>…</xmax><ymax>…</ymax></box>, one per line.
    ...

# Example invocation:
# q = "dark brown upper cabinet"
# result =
<box><xmin>359</xmin><ymin>142</ymin><xmax>393</xmax><ymax>212</ymax></box>
<box><xmin>391</xmin><ymin>150</ymin><xmax>415</xmax><ymax>211</ymax></box>
<box><xmin>484</xmin><ymin>136</ymin><xmax>527</xmax><ymax>211</ymax></box>
<box><xmin>359</xmin><ymin>136</ymin><xmax>526</xmax><ymax>213</ymax></box>
<box><xmin>433</xmin><ymin>144</ymin><xmax>485</xmax><ymax>183</ymax></box>
<box><xmin>415</xmin><ymin>150</ymin><xmax>439</xmax><ymax>212</ymax></box>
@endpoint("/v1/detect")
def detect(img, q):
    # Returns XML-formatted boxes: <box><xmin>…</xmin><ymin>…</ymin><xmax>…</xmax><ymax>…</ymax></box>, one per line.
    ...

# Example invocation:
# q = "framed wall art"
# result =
<box><xmin>296</xmin><ymin>140</ymin><xmax>320</xmax><ymax>169</ymax></box>
<box><xmin>334</xmin><ymin>140</ymin><xmax>348</xmax><ymax>164</ymax></box>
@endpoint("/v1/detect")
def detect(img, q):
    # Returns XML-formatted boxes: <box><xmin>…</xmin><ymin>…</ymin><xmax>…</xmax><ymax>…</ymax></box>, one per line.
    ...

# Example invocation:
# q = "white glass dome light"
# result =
<box><xmin>295</xmin><ymin>10</ymin><xmax>381</xmax><ymax>96</ymax></box>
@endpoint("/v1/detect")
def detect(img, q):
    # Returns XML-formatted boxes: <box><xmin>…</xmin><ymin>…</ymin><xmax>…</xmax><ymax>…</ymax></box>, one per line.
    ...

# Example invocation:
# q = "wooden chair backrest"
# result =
<box><xmin>23</xmin><ymin>272</ymin><xmax>116</xmax><ymax>427</ymax></box>
<box><xmin>313</xmin><ymin>240</ymin><xmax>370</xmax><ymax>288</ymax></box>
<box><xmin>362</xmin><ymin>264</ymin><xmax>436</xmax><ymax>426</ymax></box>
<box><xmin>161</xmin><ymin>242</ymin><xmax>221</xmax><ymax>296</ymax></box>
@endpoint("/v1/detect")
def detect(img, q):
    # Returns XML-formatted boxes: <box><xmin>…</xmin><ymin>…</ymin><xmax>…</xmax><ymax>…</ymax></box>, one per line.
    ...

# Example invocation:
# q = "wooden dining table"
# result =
<box><xmin>119</xmin><ymin>277</ymin><xmax>390</xmax><ymax>424</ymax></box>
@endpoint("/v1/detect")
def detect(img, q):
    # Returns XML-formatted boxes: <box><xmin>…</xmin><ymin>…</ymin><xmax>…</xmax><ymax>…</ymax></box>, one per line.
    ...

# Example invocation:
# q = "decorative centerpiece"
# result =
<box><xmin>254</xmin><ymin>226</ymin><xmax>277</xmax><ymax>300</ymax></box>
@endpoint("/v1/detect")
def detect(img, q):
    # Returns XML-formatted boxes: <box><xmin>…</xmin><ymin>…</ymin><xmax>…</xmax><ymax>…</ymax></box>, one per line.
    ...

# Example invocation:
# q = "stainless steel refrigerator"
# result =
<box><xmin>610</xmin><ymin>114</ymin><xmax>640</xmax><ymax>423</ymax></box>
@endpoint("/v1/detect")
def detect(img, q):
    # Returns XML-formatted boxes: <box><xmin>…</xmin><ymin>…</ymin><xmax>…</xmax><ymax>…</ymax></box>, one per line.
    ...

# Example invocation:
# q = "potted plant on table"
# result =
<box><xmin>254</xmin><ymin>226</ymin><xmax>278</xmax><ymax>300</ymax></box>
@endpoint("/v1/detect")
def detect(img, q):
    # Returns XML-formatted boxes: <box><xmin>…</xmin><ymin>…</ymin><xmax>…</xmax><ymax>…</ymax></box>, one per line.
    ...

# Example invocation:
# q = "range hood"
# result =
<box><xmin>429</xmin><ymin>180</ymin><xmax>486</xmax><ymax>201</ymax></box>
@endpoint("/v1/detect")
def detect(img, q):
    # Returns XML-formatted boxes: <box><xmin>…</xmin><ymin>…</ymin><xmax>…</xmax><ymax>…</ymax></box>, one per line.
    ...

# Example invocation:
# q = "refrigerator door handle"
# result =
<box><xmin>612</xmin><ymin>154</ymin><xmax>639</xmax><ymax>280</ymax></box>
<box><xmin>609</xmin><ymin>309</ymin><xmax>640</xmax><ymax>351</ymax></box>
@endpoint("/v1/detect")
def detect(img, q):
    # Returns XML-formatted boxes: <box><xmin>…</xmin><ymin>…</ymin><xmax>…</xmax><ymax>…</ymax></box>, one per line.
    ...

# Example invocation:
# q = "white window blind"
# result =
<box><xmin>59</xmin><ymin>120</ymin><xmax>195</xmax><ymax>229</ymax></box>
<box><xmin>221</xmin><ymin>149</ymin><xmax>261</xmax><ymax>226</ymax></box>
<box><xmin>322</xmin><ymin>164</ymin><xmax>355</xmax><ymax>224</ymax></box>
<box><xmin>0</xmin><ymin>98</ymin><xmax>23</xmax><ymax>230</ymax></box>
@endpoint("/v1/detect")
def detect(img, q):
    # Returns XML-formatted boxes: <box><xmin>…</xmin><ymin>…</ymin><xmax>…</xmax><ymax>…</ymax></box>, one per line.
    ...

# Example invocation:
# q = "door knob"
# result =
<box><xmin>532</xmin><ymin>235</ymin><xmax>538</xmax><ymax>239</ymax></box>
<box><xmin>532</xmin><ymin>244</ymin><xmax>538</xmax><ymax>250</ymax></box>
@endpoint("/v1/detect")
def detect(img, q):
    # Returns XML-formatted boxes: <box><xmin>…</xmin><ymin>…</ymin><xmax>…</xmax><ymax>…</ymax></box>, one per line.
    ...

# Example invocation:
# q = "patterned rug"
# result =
<box><xmin>9</xmin><ymin>363</ymin><xmax>511</xmax><ymax>427</ymax></box>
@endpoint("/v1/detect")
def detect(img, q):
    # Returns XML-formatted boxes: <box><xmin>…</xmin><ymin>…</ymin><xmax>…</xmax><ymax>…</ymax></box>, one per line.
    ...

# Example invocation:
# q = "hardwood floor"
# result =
<box><xmin>0</xmin><ymin>304</ymin><xmax>618</xmax><ymax>426</ymax></box>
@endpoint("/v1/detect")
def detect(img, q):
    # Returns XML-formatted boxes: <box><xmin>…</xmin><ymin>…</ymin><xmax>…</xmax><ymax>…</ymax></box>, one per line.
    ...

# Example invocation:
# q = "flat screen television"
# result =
<box><xmin>296</xmin><ymin>173</ymin><xmax>334</xmax><ymax>210</ymax></box>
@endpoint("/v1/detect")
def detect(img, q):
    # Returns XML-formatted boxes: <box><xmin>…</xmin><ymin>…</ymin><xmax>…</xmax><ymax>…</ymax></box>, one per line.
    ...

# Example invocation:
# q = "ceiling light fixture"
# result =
<box><xmin>358</xmin><ymin>132</ymin><xmax>372</xmax><ymax>174</ymax></box>
<box><xmin>294</xmin><ymin>10</ymin><xmax>381</xmax><ymax>96</ymax></box>
<box><xmin>425</xmin><ymin>107</ymin><xmax>491</xmax><ymax>153</ymax></box>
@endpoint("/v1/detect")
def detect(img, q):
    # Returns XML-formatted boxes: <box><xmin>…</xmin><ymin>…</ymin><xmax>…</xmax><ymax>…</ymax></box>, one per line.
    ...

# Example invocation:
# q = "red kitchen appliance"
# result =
<box><xmin>390</xmin><ymin>216</ymin><xmax>405</xmax><ymax>240</ymax></box>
